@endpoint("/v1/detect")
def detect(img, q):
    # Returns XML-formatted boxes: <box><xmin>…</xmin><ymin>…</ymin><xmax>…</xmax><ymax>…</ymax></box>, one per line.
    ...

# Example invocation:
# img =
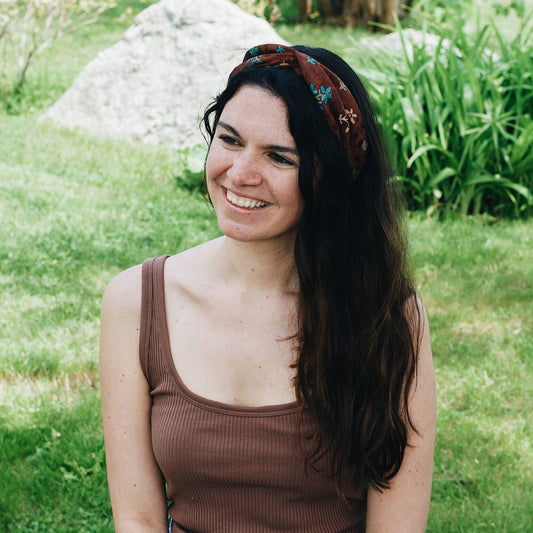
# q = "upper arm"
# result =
<box><xmin>366</xmin><ymin>300</ymin><xmax>437</xmax><ymax>532</ymax></box>
<box><xmin>99</xmin><ymin>266</ymin><xmax>167</xmax><ymax>532</ymax></box>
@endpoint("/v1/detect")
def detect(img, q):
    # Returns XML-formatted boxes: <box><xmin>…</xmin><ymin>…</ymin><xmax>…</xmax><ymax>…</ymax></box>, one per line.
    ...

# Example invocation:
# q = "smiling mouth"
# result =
<box><xmin>226</xmin><ymin>189</ymin><xmax>269</xmax><ymax>210</ymax></box>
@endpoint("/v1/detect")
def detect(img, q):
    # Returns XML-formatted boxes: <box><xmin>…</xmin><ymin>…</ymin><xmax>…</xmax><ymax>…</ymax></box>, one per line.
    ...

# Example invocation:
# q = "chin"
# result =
<box><xmin>218</xmin><ymin>224</ymin><xmax>263</xmax><ymax>243</ymax></box>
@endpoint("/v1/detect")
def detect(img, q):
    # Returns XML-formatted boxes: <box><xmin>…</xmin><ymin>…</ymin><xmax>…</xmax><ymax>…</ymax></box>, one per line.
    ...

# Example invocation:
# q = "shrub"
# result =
<box><xmin>360</xmin><ymin>15</ymin><xmax>533</xmax><ymax>218</ymax></box>
<box><xmin>232</xmin><ymin>0</ymin><xmax>301</xmax><ymax>22</ymax></box>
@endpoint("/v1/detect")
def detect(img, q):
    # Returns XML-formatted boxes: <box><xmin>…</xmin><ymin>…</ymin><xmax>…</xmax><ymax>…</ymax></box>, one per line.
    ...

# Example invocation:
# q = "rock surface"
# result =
<box><xmin>44</xmin><ymin>0</ymin><xmax>289</xmax><ymax>148</ymax></box>
<box><xmin>376</xmin><ymin>29</ymin><xmax>451</xmax><ymax>58</ymax></box>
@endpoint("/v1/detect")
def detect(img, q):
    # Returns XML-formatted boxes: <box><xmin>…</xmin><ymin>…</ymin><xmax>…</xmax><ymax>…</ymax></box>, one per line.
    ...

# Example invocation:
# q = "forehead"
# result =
<box><xmin>219</xmin><ymin>85</ymin><xmax>295</xmax><ymax>146</ymax></box>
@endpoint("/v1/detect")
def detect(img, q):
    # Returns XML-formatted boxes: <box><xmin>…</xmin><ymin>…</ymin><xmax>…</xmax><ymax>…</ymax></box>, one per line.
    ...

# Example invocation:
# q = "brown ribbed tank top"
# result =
<box><xmin>139</xmin><ymin>255</ymin><xmax>366</xmax><ymax>532</ymax></box>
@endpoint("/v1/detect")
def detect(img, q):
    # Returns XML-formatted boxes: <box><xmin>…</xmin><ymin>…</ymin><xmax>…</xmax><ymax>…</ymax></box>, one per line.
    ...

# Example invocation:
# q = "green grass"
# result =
<box><xmin>0</xmin><ymin>116</ymin><xmax>219</xmax><ymax>532</ymax></box>
<box><xmin>409</xmin><ymin>216</ymin><xmax>533</xmax><ymax>530</ymax></box>
<box><xmin>1</xmin><ymin>0</ymin><xmax>532</xmax><ymax>530</ymax></box>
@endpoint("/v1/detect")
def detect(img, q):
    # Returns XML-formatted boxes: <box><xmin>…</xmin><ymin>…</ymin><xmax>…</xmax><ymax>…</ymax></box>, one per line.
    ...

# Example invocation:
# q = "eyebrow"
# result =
<box><xmin>217</xmin><ymin>121</ymin><xmax>300</xmax><ymax>157</ymax></box>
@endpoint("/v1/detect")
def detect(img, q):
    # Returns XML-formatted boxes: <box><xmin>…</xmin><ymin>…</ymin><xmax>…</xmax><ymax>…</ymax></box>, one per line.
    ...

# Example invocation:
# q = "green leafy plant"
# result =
<box><xmin>174</xmin><ymin>145</ymin><xmax>207</xmax><ymax>193</ymax></box>
<box><xmin>360</xmin><ymin>13</ymin><xmax>533</xmax><ymax>218</ymax></box>
<box><xmin>232</xmin><ymin>0</ymin><xmax>303</xmax><ymax>22</ymax></box>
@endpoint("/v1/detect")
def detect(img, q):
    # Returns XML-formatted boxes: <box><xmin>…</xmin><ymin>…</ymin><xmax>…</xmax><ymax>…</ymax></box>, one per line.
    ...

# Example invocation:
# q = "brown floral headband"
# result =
<box><xmin>229</xmin><ymin>44</ymin><xmax>368</xmax><ymax>173</ymax></box>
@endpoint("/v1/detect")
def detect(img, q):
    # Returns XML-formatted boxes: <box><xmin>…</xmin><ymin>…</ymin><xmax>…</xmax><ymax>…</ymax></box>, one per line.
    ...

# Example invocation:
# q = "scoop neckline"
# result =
<box><xmin>156</xmin><ymin>255</ymin><xmax>301</xmax><ymax>417</ymax></box>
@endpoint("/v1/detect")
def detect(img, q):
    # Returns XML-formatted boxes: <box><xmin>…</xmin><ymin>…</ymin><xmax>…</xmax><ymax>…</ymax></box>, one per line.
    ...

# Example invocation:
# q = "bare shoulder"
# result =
<box><xmin>404</xmin><ymin>295</ymin><xmax>429</xmax><ymax>333</ymax></box>
<box><xmin>102</xmin><ymin>239</ymin><xmax>222</xmax><ymax>317</ymax></box>
<box><xmin>402</xmin><ymin>295</ymin><xmax>432</xmax><ymax>368</ymax></box>
<box><xmin>101</xmin><ymin>263</ymin><xmax>143</xmax><ymax>322</ymax></box>
<box><xmin>164</xmin><ymin>238</ymin><xmax>224</xmax><ymax>294</ymax></box>
<box><xmin>400</xmin><ymin>294</ymin><xmax>434</xmax><ymax>411</ymax></box>
<box><xmin>100</xmin><ymin>264</ymin><xmax>145</xmax><ymax>372</ymax></box>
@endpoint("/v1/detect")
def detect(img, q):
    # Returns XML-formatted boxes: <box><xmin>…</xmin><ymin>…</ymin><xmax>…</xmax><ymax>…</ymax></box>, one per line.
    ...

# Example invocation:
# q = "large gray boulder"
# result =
<box><xmin>44</xmin><ymin>0</ymin><xmax>289</xmax><ymax>148</ymax></box>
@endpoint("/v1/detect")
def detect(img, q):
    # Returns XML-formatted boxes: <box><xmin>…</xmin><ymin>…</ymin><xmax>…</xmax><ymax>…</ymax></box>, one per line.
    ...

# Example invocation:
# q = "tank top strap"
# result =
<box><xmin>139</xmin><ymin>255</ymin><xmax>170</xmax><ymax>383</ymax></box>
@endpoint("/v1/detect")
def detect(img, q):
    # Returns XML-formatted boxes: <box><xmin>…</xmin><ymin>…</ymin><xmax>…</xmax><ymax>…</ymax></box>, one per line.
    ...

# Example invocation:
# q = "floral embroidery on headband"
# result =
<box><xmin>310</xmin><ymin>84</ymin><xmax>333</xmax><ymax>109</ymax></box>
<box><xmin>320</xmin><ymin>86</ymin><xmax>333</xmax><ymax>105</ymax></box>
<box><xmin>339</xmin><ymin>108</ymin><xmax>358</xmax><ymax>133</ymax></box>
<box><xmin>246</xmin><ymin>56</ymin><xmax>263</xmax><ymax>65</ymax></box>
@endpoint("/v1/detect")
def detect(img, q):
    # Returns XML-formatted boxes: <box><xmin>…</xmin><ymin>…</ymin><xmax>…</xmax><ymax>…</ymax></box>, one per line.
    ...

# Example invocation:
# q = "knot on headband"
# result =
<box><xmin>229</xmin><ymin>44</ymin><xmax>368</xmax><ymax>173</ymax></box>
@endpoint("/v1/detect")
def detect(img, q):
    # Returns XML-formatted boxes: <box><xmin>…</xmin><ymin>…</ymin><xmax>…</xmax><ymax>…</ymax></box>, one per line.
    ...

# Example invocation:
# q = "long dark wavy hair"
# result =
<box><xmin>202</xmin><ymin>46</ymin><xmax>421</xmax><ymax>491</ymax></box>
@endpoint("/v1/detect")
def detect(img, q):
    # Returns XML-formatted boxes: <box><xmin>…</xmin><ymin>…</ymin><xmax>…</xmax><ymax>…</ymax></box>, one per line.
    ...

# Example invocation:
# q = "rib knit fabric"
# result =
<box><xmin>140</xmin><ymin>255</ymin><xmax>366</xmax><ymax>532</ymax></box>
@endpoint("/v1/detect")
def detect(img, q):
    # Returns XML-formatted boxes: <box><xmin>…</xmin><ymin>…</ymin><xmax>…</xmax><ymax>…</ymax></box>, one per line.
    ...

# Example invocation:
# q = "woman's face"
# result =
<box><xmin>205</xmin><ymin>85</ymin><xmax>304</xmax><ymax>246</ymax></box>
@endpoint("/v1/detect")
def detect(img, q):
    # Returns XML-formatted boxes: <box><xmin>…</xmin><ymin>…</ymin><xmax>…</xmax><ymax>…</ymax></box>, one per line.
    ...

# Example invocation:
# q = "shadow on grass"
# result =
<box><xmin>0</xmin><ymin>387</ymin><xmax>112</xmax><ymax>532</ymax></box>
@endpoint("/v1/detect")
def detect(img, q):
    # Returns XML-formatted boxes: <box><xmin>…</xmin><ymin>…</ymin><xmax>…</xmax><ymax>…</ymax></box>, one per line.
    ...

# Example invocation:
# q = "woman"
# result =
<box><xmin>100</xmin><ymin>44</ymin><xmax>436</xmax><ymax>532</ymax></box>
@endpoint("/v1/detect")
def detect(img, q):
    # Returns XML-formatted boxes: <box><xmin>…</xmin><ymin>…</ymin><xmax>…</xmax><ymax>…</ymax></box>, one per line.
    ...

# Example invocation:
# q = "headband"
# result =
<box><xmin>229</xmin><ymin>44</ymin><xmax>368</xmax><ymax>173</ymax></box>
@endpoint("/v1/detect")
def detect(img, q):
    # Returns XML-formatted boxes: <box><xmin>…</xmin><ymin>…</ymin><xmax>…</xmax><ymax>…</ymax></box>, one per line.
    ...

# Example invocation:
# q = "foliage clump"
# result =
<box><xmin>361</xmin><ymin>14</ymin><xmax>533</xmax><ymax>218</ymax></box>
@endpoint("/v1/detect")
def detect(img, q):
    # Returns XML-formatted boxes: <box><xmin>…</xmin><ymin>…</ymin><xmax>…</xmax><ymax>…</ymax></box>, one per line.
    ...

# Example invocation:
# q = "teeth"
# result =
<box><xmin>226</xmin><ymin>190</ymin><xmax>268</xmax><ymax>209</ymax></box>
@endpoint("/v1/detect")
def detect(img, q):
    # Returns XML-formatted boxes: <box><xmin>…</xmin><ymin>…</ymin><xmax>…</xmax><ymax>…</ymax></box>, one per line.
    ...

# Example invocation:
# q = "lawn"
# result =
<box><xmin>1</xmin><ymin>1</ymin><xmax>532</xmax><ymax>531</ymax></box>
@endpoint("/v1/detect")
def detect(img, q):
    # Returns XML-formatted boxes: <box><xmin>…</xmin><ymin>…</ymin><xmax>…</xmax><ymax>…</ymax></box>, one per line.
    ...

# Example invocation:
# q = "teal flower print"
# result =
<box><xmin>246</xmin><ymin>56</ymin><xmax>263</xmax><ymax>65</ymax></box>
<box><xmin>309</xmin><ymin>83</ymin><xmax>323</xmax><ymax>109</ymax></box>
<box><xmin>320</xmin><ymin>85</ymin><xmax>332</xmax><ymax>105</ymax></box>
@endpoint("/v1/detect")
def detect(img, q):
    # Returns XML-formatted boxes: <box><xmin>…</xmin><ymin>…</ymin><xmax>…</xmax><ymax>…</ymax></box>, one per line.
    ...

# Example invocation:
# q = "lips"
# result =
<box><xmin>226</xmin><ymin>188</ymin><xmax>269</xmax><ymax>210</ymax></box>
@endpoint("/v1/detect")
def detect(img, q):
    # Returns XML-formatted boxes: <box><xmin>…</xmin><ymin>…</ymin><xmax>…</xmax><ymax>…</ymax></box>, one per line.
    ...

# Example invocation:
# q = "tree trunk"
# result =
<box><xmin>318</xmin><ymin>0</ymin><xmax>402</xmax><ymax>28</ymax></box>
<box><xmin>342</xmin><ymin>0</ymin><xmax>362</xmax><ymax>27</ymax></box>
<box><xmin>381</xmin><ymin>0</ymin><xmax>400</xmax><ymax>27</ymax></box>
<box><xmin>298</xmin><ymin>0</ymin><xmax>312</xmax><ymax>21</ymax></box>
<box><xmin>363</xmin><ymin>0</ymin><xmax>378</xmax><ymax>21</ymax></box>
<box><xmin>318</xmin><ymin>0</ymin><xmax>339</xmax><ymax>18</ymax></box>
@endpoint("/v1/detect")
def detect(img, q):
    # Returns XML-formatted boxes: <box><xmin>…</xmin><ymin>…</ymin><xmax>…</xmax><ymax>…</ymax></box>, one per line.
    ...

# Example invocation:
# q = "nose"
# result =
<box><xmin>227</xmin><ymin>149</ymin><xmax>262</xmax><ymax>187</ymax></box>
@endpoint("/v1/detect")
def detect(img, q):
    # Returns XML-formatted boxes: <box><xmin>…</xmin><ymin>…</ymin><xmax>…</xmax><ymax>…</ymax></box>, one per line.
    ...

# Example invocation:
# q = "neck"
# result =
<box><xmin>216</xmin><ymin>236</ymin><xmax>299</xmax><ymax>295</ymax></box>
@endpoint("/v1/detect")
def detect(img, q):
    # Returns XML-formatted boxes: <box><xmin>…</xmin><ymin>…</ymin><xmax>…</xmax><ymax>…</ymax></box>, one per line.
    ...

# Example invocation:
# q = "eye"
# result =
<box><xmin>268</xmin><ymin>152</ymin><xmax>297</xmax><ymax>166</ymax></box>
<box><xmin>218</xmin><ymin>134</ymin><xmax>241</xmax><ymax>147</ymax></box>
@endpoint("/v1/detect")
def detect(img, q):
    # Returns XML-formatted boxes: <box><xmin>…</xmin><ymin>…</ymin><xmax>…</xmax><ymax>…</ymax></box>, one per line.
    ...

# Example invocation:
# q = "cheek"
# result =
<box><xmin>205</xmin><ymin>145</ymin><xmax>228</xmax><ymax>203</ymax></box>
<box><xmin>287</xmin><ymin>175</ymin><xmax>304</xmax><ymax>206</ymax></box>
<box><xmin>204</xmin><ymin>149</ymin><xmax>217</xmax><ymax>199</ymax></box>
<box><xmin>205</xmin><ymin>143</ymin><xmax>228</xmax><ymax>183</ymax></box>
<box><xmin>205</xmin><ymin>147</ymin><xmax>216</xmax><ymax>183</ymax></box>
